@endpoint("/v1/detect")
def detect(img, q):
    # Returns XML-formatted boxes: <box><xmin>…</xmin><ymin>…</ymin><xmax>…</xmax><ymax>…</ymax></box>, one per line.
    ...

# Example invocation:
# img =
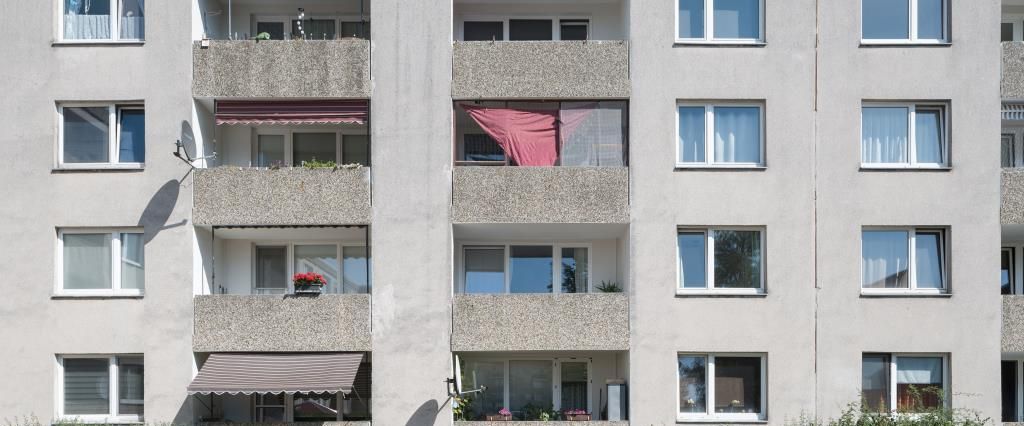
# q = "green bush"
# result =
<box><xmin>786</xmin><ymin>389</ymin><xmax>990</xmax><ymax>426</ymax></box>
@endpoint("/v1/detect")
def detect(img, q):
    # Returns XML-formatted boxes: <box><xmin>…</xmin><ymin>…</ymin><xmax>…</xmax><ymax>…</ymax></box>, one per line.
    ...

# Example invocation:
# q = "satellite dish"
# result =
<box><xmin>453</xmin><ymin>354</ymin><xmax>463</xmax><ymax>395</ymax></box>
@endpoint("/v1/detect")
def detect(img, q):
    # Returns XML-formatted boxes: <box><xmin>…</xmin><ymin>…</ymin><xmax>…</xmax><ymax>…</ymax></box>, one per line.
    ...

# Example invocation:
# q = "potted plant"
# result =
<box><xmin>293</xmin><ymin>272</ymin><xmax>326</xmax><ymax>294</ymax></box>
<box><xmin>563</xmin><ymin>408</ymin><xmax>591</xmax><ymax>421</ymax></box>
<box><xmin>485</xmin><ymin>407</ymin><xmax>512</xmax><ymax>421</ymax></box>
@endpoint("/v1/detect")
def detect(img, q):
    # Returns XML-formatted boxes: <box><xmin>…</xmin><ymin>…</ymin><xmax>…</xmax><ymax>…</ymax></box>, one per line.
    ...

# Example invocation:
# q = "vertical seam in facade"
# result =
<box><xmin>813</xmin><ymin>0</ymin><xmax>821</xmax><ymax>419</ymax></box>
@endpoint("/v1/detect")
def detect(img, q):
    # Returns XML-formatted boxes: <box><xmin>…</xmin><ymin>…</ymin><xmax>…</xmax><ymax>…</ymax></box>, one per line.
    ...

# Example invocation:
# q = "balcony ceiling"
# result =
<box><xmin>453</xmin><ymin>223</ymin><xmax>628</xmax><ymax>240</ymax></box>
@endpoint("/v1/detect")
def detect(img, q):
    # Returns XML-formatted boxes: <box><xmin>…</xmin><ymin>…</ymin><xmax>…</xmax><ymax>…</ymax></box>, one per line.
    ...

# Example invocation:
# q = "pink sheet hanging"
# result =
<box><xmin>461</xmin><ymin>104</ymin><xmax>559</xmax><ymax>166</ymax></box>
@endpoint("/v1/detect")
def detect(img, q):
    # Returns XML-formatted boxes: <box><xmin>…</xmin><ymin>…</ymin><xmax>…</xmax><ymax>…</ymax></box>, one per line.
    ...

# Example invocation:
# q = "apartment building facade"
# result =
<box><xmin>0</xmin><ymin>0</ymin><xmax>1004</xmax><ymax>425</ymax></box>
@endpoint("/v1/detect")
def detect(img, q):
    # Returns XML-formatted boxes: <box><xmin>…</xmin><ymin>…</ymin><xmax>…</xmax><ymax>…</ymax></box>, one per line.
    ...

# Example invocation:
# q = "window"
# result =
<box><xmin>59</xmin><ymin>104</ymin><xmax>145</xmax><ymax>169</ymax></box>
<box><xmin>464</xmin><ymin>21</ymin><xmax>504</xmax><ymax>41</ymax></box>
<box><xmin>861</xmin><ymin>103</ymin><xmax>947</xmax><ymax>168</ymax></box>
<box><xmin>510</xmin><ymin>19</ymin><xmax>553</xmax><ymax>40</ymax></box>
<box><xmin>862</xmin><ymin>0</ymin><xmax>947</xmax><ymax>43</ymax></box>
<box><xmin>252</xmin><ymin>130</ymin><xmax>369</xmax><ymax>167</ymax></box>
<box><xmin>1004</xmin><ymin>18</ymin><xmax>1024</xmax><ymax>42</ymax></box>
<box><xmin>676</xmin><ymin>0</ymin><xmax>764</xmax><ymax>43</ymax></box>
<box><xmin>57</xmin><ymin>355</ymin><xmax>144</xmax><ymax>423</ymax></box>
<box><xmin>253</xmin><ymin>16</ymin><xmax>370</xmax><ymax>40</ymax></box>
<box><xmin>61</xmin><ymin>0</ymin><xmax>145</xmax><ymax>42</ymax></box>
<box><xmin>58</xmin><ymin>229</ymin><xmax>144</xmax><ymax>296</ymax></box>
<box><xmin>678</xmin><ymin>354</ymin><xmax>765</xmax><ymax>421</ymax></box>
<box><xmin>677</xmin><ymin>228</ymin><xmax>764</xmax><ymax>294</ymax></box>
<box><xmin>1003</xmin><ymin>360</ymin><xmax>1020</xmax><ymax>422</ymax></box>
<box><xmin>677</xmin><ymin>103</ymin><xmax>764</xmax><ymax>167</ymax></box>
<box><xmin>1004</xmin><ymin>248</ymin><xmax>1016</xmax><ymax>295</ymax></box>
<box><xmin>461</xmin><ymin>244</ymin><xmax>591</xmax><ymax>294</ymax></box>
<box><xmin>460</xmin><ymin>18</ymin><xmax>590</xmax><ymax>41</ymax></box>
<box><xmin>861</xmin><ymin>354</ymin><xmax>947</xmax><ymax>412</ymax></box>
<box><xmin>254</xmin><ymin>243</ymin><xmax>369</xmax><ymax>295</ymax></box>
<box><xmin>1005</xmin><ymin>22</ymin><xmax>1016</xmax><ymax>42</ymax></box>
<box><xmin>462</xmin><ymin>358</ymin><xmax>591</xmax><ymax>420</ymax></box>
<box><xmin>560</xmin><ymin>20</ymin><xmax>590</xmax><ymax>41</ymax></box>
<box><xmin>861</xmin><ymin>228</ymin><xmax>946</xmax><ymax>294</ymax></box>
<box><xmin>256</xmin><ymin>393</ymin><xmax>287</xmax><ymax>422</ymax></box>
<box><xmin>1005</xmin><ymin>134</ymin><xmax>1020</xmax><ymax>168</ymax></box>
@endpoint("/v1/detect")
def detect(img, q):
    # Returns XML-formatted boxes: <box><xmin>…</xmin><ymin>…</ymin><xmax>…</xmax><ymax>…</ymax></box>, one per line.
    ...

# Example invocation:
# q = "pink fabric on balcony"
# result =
<box><xmin>461</xmin><ymin>104</ymin><xmax>559</xmax><ymax>166</ymax></box>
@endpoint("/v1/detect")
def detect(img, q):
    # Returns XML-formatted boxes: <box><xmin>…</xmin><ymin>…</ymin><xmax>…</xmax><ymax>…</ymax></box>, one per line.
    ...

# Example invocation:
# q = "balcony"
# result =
<box><xmin>1006</xmin><ymin>296</ymin><xmax>1024</xmax><ymax>352</ymax></box>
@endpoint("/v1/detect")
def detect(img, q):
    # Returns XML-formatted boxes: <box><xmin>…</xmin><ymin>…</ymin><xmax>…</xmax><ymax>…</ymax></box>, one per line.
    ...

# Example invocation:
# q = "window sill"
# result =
<box><xmin>673</xmin><ymin>40</ymin><xmax>767</xmax><ymax>47</ymax></box>
<box><xmin>860</xmin><ymin>291</ymin><xmax>950</xmax><ymax>298</ymax></box>
<box><xmin>56</xmin><ymin>416</ymin><xmax>143</xmax><ymax>424</ymax></box>
<box><xmin>53</xmin><ymin>165</ymin><xmax>145</xmax><ymax>173</ymax></box>
<box><xmin>677</xmin><ymin>418</ymin><xmax>768</xmax><ymax>423</ymax></box>
<box><xmin>52</xmin><ymin>294</ymin><xmax>144</xmax><ymax>300</ymax></box>
<box><xmin>859</xmin><ymin>166</ymin><xmax>951</xmax><ymax>172</ymax></box>
<box><xmin>676</xmin><ymin>290</ymin><xmax>766</xmax><ymax>298</ymax></box>
<box><xmin>675</xmin><ymin>165</ymin><xmax>767</xmax><ymax>171</ymax></box>
<box><xmin>52</xmin><ymin>40</ymin><xmax>145</xmax><ymax>47</ymax></box>
<box><xmin>859</xmin><ymin>41</ymin><xmax>951</xmax><ymax>47</ymax></box>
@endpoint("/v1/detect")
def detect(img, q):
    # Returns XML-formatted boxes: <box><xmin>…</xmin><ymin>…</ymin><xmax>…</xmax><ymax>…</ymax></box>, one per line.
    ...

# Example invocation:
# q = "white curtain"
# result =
<box><xmin>713</xmin><ymin>107</ymin><xmax>760</xmax><ymax>163</ymax></box>
<box><xmin>559</xmin><ymin>102</ymin><xmax>627</xmax><ymax>166</ymax></box>
<box><xmin>120</xmin><ymin>0</ymin><xmax>145</xmax><ymax>39</ymax></box>
<box><xmin>120</xmin><ymin>233</ymin><xmax>144</xmax><ymax>290</ymax></box>
<box><xmin>861</xmin><ymin>231</ymin><xmax>909</xmax><ymax>289</ymax></box>
<box><xmin>915</xmin><ymin>109</ymin><xmax>943</xmax><ymax>163</ymax></box>
<box><xmin>63</xmin><ymin>234</ymin><xmax>111</xmax><ymax>290</ymax></box>
<box><xmin>862</xmin><ymin>107</ymin><xmax>908</xmax><ymax>163</ymax></box>
<box><xmin>677</xmin><ymin>107</ymin><xmax>706</xmax><ymax>163</ymax></box>
<box><xmin>896</xmin><ymin>357</ymin><xmax>942</xmax><ymax>384</ymax></box>
<box><xmin>65</xmin><ymin>14</ymin><xmax>111</xmax><ymax>40</ymax></box>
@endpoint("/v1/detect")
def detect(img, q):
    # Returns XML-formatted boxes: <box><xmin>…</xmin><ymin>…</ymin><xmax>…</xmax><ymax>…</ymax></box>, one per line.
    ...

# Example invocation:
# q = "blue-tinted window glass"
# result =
<box><xmin>914</xmin><ymin>231</ymin><xmax>944</xmax><ymax>289</ymax></box>
<box><xmin>916</xmin><ymin>0</ymin><xmax>944</xmax><ymax>40</ymax></box>
<box><xmin>118</xmin><ymin>109</ymin><xmax>145</xmax><ymax>163</ymax></box>
<box><xmin>862</xmin><ymin>230</ymin><xmax>909</xmax><ymax>289</ymax></box>
<box><xmin>510</xmin><ymin>245</ymin><xmax>553</xmax><ymax>293</ymax></box>
<box><xmin>678</xmin><ymin>0</ymin><xmax>705</xmax><ymax>39</ymax></box>
<box><xmin>714</xmin><ymin>0</ymin><xmax>760</xmax><ymax>39</ymax></box>
<box><xmin>465</xmin><ymin>247</ymin><xmax>505</xmax><ymax>294</ymax></box>
<box><xmin>678</xmin><ymin>107</ymin><xmax>706</xmax><ymax>163</ymax></box>
<box><xmin>713</xmin><ymin>107</ymin><xmax>761</xmax><ymax>164</ymax></box>
<box><xmin>914</xmin><ymin>108</ymin><xmax>943</xmax><ymax>164</ymax></box>
<box><xmin>63</xmin><ymin>106</ymin><xmax>110</xmax><ymax>164</ymax></box>
<box><xmin>862</xmin><ymin>0</ymin><xmax>909</xmax><ymax>40</ymax></box>
<box><xmin>678</xmin><ymin>232</ymin><xmax>707</xmax><ymax>288</ymax></box>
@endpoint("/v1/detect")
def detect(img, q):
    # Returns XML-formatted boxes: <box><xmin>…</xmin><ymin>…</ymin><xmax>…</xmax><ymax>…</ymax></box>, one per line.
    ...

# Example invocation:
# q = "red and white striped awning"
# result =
<box><xmin>187</xmin><ymin>352</ymin><xmax>367</xmax><ymax>395</ymax></box>
<box><xmin>215</xmin><ymin>100</ymin><xmax>368</xmax><ymax>125</ymax></box>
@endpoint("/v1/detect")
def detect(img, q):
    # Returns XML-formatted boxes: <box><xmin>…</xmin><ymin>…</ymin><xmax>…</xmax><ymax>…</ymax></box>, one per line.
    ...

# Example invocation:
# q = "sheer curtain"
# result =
<box><xmin>861</xmin><ymin>231</ymin><xmax>909</xmax><ymax>288</ymax></box>
<box><xmin>64</xmin><ymin>0</ymin><xmax>111</xmax><ymax>40</ymax></box>
<box><xmin>915</xmin><ymin>108</ymin><xmax>943</xmax><ymax>164</ymax></box>
<box><xmin>119</xmin><ymin>0</ymin><xmax>145</xmax><ymax>39</ymax></box>
<box><xmin>678</xmin><ymin>107</ymin><xmax>706</xmax><ymax>163</ymax></box>
<box><xmin>713</xmin><ymin>107</ymin><xmax>760</xmax><ymax>163</ymax></box>
<box><xmin>862</xmin><ymin>107</ymin><xmax>908</xmax><ymax>163</ymax></box>
<box><xmin>64</xmin><ymin>233</ymin><xmax>111</xmax><ymax>290</ymax></box>
<box><xmin>559</xmin><ymin>102</ymin><xmax>627</xmax><ymax>166</ymax></box>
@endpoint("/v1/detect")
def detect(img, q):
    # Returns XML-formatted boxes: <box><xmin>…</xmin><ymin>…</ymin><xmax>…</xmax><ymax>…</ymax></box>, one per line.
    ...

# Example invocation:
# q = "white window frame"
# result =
<box><xmin>1004</xmin><ymin>244</ymin><xmax>1024</xmax><ymax>295</ymax></box>
<box><xmin>865</xmin><ymin>353</ymin><xmax>950</xmax><ymax>413</ymax></box>
<box><xmin>458</xmin><ymin>242</ymin><xmax>594</xmax><ymax>294</ymax></box>
<box><xmin>860</xmin><ymin>102</ymin><xmax>949</xmax><ymax>169</ymax></box>
<box><xmin>676</xmin><ymin>353</ymin><xmax>767</xmax><ymax>422</ymax></box>
<box><xmin>860</xmin><ymin>0</ymin><xmax>949</xmax><ymax>44</ymax></box>
<box><xmin>251</xmin><ymin>241</ymin><xmax>369</xmax><ymax>295</ymax></box>
<box><xmin>456</xmin><ymin>15</ymin><xmax>592</xmax><ymax>41</ymax></box>
<box><xmin>57</xmin><ymin>103</ymin><xmax>145</xmax><ymax>170</ymax></box>
<box><xmin>1003</xmin><ymin>358</ymin><xmax>1024</xmax><ymax>422</ymax></box>
<box><xmin>461</xmin><ymin>356</ymin><xmax>594</xmax><ymax>417</ymax></box>
<box><xmin>676</xmin><ymin>227</ymin><xmax>766</xmax><ymax>295</ymax></box>
<box><xmin>55</xmin><ymin>228</ymin><xmax>145</xmax><ymax>297</ymax></box>
<box><xmin>675</xmin><ymin>102</ymin><xmax>766</xmax><ymax>168</ymax></box>
<box><xmin>55</xmin><ymin>355</ymin><xmax>144</xmax><ymax>424</ymax></box>
<box><xmin>251</xmin><ymin>127</ymin><xmax>368</xmax><ymax>167</ymax></box>
<box><xmin>674</xmin><ymin>0</ymin><xmax>766</xmax><ymax>44</ymax></box>
<box><xmin>860</xmin><ymin>227</ymin><xmax>948</xmax><ymax>295</ymax></box>
<box><xmin>56</xmin><ymin>0</ymin><xmax>145</xmax><ymax>43</ymax></box>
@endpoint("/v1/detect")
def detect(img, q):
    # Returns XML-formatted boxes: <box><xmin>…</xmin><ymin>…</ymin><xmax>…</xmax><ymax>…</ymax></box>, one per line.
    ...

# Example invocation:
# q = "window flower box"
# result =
<box><xmin>486</xmin><ymin>408</ymin><xmax>512</xmax><ymax>421</ymax></box>
<box><xmin>563</xmin><ymin>409</ymin><xmax>591</xmax><ymax>421</ymax></box>
<box><xmin>293</xmin><ymin>272</ymin><xmax>326</xmax><ymax>295</ymax></box>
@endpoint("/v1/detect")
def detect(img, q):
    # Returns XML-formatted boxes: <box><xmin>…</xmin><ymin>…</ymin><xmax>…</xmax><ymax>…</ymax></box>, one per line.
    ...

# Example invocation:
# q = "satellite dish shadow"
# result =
<box><xmin>404</xmin><ymin>399</ymin><xmax>441</xmax><ymax>426</ymax></box>
<box><xmin>138</xmin><ymin>179</ymin><xmax>187</xmax><ymax>243</ymax></box>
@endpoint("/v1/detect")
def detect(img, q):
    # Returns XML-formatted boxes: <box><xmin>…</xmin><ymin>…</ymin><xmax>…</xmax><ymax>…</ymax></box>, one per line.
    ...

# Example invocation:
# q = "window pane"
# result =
<box><xmin>915</xmin><ymin>109</ymin><xmax>943</xmax><ymax>164</ymax></box>
<box><xmin>293</xmin><ymin>392</ymin><xmax>337</xmax><ymax>421</ymax></box>
<box><xmin>64</xmin><ymin>358</ymin><xmax>110</xmax><ymax>415</ymax></box>
<box><xmin>896</xmin><ymin>357</ymin><xmax>943</xmax><ymax>411</ymax></box>
<box><xmin>916</xmin><ymin>0</ymin><xmax>944</xmax><ymax>40</ymax></box>
<box><xmin>914</xmin><ymin>231</ymin><xmax>944</xmax><ymax>289</ymax></box>
<box><xmin>713</xmin><ymin>0</ymin><xmax>760</xmax><ymax>39</ymax></box>
<box><xmin>678</xmin><ymin>107</ymin><xmax>706</xmax><ymax>163</ymax></box>
<box><xmin>560</xmin><ymin>362</ymin><xmax>588</xmax><ymax>413</ymax></box>
<box><xmin>1004</xmin><ymin>361</ymin><xmax>1019</xmax><ymax>422</ymax></box>
<box><xmin>678</xmin><ymin>232</ymin><xmax>707</xmax><ymax>289</ymax></box>
<box><xmin>256</xmin><ymin>135</ymin><xmax>285</xmax><ymax>167</ymax></box>
<box><xmin>862</xmin><ymin>107</ymin><xmax>909</xmax><ymax>164</ymax></box>
<box><xmin>713</xmin><ymin>107</ymin><xmax>761</xmax><ymax>163</ymax></box>
<box><xmin>295</xmin><ymin>245</ymin><xmax>340</xmax><ymax>294</ymax></box>
<box><xmin>678</xmin><ymin>0</ymin><xmax>705</xmax><ymax>39</ymax></box>
<box><xmin>1004</xmin><ymin>249</ymin><xmax>1014</xmax><ymax>295</ymax></box>
<box><xmin>465</xmin><ymin>247</ymin><xmax>505</xmax><ymax>294</ymax></box>
<box><xmin>510</xmin><ymin>245</ymin><xmax>553</xmax><ymax>293</ymax></box>
<box><xmin>560</xmin><ymin>20</ymin><xmax>589</xmax><ymax>40</ymax></box>
<box><xmin>63</xmin><ymin>233</ymin><xmax>112</xmax><ymax>290</ymax></box>
<box><xmin>509</xmin><ymin>360</ymin><xmax>553</xmax><ymax>415</ymax></box>
<box><xmin>343</xmin><ymin>246</ymin><xmax>370</xmax><ymax>294</ymax></box>
<box><xmin>561</xmin><ymin>247</ymin><xmax>589</xmax><ymax>293</ymax></box>
<box><xmin>120</xmin><ymin>233</ymin><xmax>144</xmax><ymax>290</ymax></box>
<box><xmin>862</xmin><ymin>231</ymin><xmax>909</xmax><ymax>288</ymax></box>
<box><xmin>293</xmin><ymin>133</ymin><xmax>336</xmax><ymax>165</ymax></box>
<box><xmin>119</xmin><ymin>0</ymin><xmax>144</xmax><ymax>39</ymax></box>
<box><xmin>1004</xmin><ymin>23</ymin><xmax>1015</xmax><ymax>42</ymax></box>
<box><xmin>713</xmin><ymin>230</ymin><xmax>761</xmax><ymax>289</ymax></box>
<box><xmin>862</xmin><ymin>354</ymin><xmax>891</xmax><ymax>412</ymax></box>
<box><xmin>64</xmin><ymin>0</ymin><xmax>111</xmax><ymax>40</ymax></box>
<box><xmin>862</xmin><ymin>0</ymin><xmax>909</xmax><ymax>40</ymax></box>
<box><xmin>509</xmin><ymin>19</ymin><xmax>553</xmax><ymax>41</ymax></box>
<box><xmin>678</xmin><ymin>356</ymin><xmax>707</xmax><ymax>414</ymax></box>
<box><xmin>464</xmin><ymin>360</ymin><xmax>505</xmax><ymax>419</ymax></box>
<box><xmin>714</xmin><ymin>357</ymin><xmax>761</xmax><ymax>414</ymax></box>
<box><xmin>1003</xmin><ymin>135</ymin><xmax>1015</xmax><ymax>168</ymax></box>
<box><xmin>256</xmin><ymin>22</ymin><xmax>285</xmax><ymax>40</ymax></box>
<box><xmin>64</xmin><ymin>107</ymin><xmax>110</xmax><ymax>164</ymax></box>
<box><xmin>343</xmin><ymin>135</ymin><xmax>370</xmax><ymax>166</ymax></box>
<box><xmin>118</xmin><ymin>109</ymin><xmax>145</xmax><ymax>163</ymax></box>
<box><xmin>255</xmin><ymin>246</ymin><xmax>287</xmax><ymax>294</ymax></box>
<box><xmin>258</xmin><ymin>407</ymin><xmax>286</xmax><ymax>421</ymax></box>
<box><xmin>464</xmin><ymin>21</ymin><xmax>504</xmax><ymax>41</ymax></box>
<box><xmin>118</xmin><ymin>356</ymin><xmax>144</xmax><ymax>416</ymax></box>
<box><xmin>464</xmin><ymin>134</ymin><xmax>506</xmax><ymax>162</ymax></box>
<box><xmin>293</xmin><ymin>19</ymin><xmax>336</xmax><ymax>40</ymax></box>
<box><xmin>340</xmin><ymin>21</ymin><xmax>370</xmax><ymax>39</ymax></box>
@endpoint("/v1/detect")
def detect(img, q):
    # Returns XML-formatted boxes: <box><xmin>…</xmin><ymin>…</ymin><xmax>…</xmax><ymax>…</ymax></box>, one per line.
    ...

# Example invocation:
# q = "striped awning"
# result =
<box><xmin>187</xmin><ymin>353</ymin><xmax>366</xmax><ymax>395</ymax></box>
<box><xmin>215</xmin><ymin>100</ymin><xmax>368</xmax><ymax>125</ymax></box>
<box><xmin>1005</xmin><ymin>102</ymin><xmax>1024</xmax><ymax>121</ymax></box>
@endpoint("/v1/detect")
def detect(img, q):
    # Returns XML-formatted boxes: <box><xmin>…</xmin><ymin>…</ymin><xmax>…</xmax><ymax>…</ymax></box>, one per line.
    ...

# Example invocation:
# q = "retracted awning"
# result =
<box><xmin>215</xmin><ymin>100</ymin><xmax>368</xmax><ymax>126</ymax></box>
<box><xmin>187</xmin><ymin>353</ymin><xmax>366</xmax><ymax>395</ymax></box>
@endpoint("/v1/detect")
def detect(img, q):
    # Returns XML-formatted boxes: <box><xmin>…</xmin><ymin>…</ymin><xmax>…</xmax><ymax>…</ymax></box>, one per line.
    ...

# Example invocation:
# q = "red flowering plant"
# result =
<box><xmin>292</xmin><ymin>272</ymin><xmax>327</xmax><ymax>287</ymax></box>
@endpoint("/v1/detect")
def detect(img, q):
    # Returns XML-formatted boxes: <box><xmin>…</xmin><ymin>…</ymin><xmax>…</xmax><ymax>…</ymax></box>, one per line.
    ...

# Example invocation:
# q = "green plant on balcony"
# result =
<box><xmin>784</xmin><ymin>389</ymin><xmax>988</xmax><ymax>426</ymax></box>
<box><xmin>452</xmin><ymin>395</ymin><xmax>474</xmax><ymax>421</ymax></box>
<box><xmin>302</xmin><ymin>158</ymin><xmax>337</xmax><ymax>169</ymax></box>
<box><xmin>254</xmin><ymin>32</ymin><xmax>271</xmax><ymax>41</ymax></box>
<box><xmin>596</xmin><ymin>280</ymin><xmax>622</xmax><ymax>293</ymax></box>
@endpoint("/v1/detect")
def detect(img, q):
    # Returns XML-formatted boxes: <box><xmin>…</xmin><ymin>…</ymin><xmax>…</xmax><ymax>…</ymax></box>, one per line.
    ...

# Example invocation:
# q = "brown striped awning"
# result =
<box><xmin>215</xmin><ymin>100</ymin><xmax>368</xmax><ymax>125</ymax></box>
<box><xmin>187</xmin><ymin>352</ymin><xmax>366</xmax><ymax>395</ymax></box>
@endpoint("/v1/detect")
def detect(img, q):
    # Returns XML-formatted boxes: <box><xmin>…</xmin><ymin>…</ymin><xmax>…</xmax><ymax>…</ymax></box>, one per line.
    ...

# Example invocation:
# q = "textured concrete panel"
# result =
<box><xmin>193</xmin><ymin>167</ymin><xmax>371</xmax><ymax>226</ymax></box>
<box><xmin>194</xmin><ymin>294</ymin><xmax>371</xmax><ymax>352</ymax></box>
<box><xmin>452</xmin><ymin>167</ymin><xmax>629</xmax><ymax>223</ymax></box>
<box><xmin>193</xmin><ymin>40</ymin><xmax>371</xmax><ymax>98</ymax></box>
<box><xmin>456</xmin><ymin>422</ymin><xmax>627</xmax><ymax>426</ymax></box>
<box><xmin>452</xmin><ymin>294</ymin><xmax>628</xmax><ymax>351</ymax></box>
<box><xmin>1003</xmin><ymin>170</ymin><xmax>1024</xmax><ymax>224</ymax></box>
<box><xmin>202</xmin><ymin>423</ymin><xmax>370</xmax><ymax>426</ymax></box>
<box><xmin>1004</xmin><ymin>296</ymin><xmax>1024</xmax><ymax>352</ymax></box>
<box><xmin>1004</xmin><ymin>43</ymin><xmax>1024</xmax><ymax>100</ymax></box>
<box><xmin>452</xmin><ymin>41</ymin><xmax>630</xmax><ymax>99</ymax></box>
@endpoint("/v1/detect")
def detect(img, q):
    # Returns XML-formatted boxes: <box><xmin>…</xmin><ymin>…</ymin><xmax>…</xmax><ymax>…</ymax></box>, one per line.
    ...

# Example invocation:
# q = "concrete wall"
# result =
<box><xmin>193</xmin><ymin>167</ymin><xmax>371</xmax><ymax>226</ymax></box>
<box><xmin>1006</xmin><ymin>296</ymin><xmax>1024</xmax><ymax>353</ymax></box>
<box><xmin>453</xmin><ymin>0</ymin><xmax>627</xmax><ymax>41</ymax></box>
<box><xmin>452</xmin><ymin>167</ymin><xmax>630</xmax><ymax>223</ymax></box>
<box><xmin>1006</xmin><ymin>43</ymin><xmax>1024</xmax><ymax>100</ymax></box>
<box><xmin>452</xmin><ymin>41</ymin><xmax>630</xmax><ymax>99</ymax></box>
<box><xmin>369</xmin><ymin>0</ymin><xmax>453</xmax><ymax>424</ymax></box>
<box><xmin>1005</xmin><ymin>169</ymin><xmax>1024</xmax><ymax>224</ymax></box>
<box><xmin>193</xmin><ymin>294</ymin><xmax>371</xmax><ymax>352</ymax></box>
<box><xmin>815</xmin><ymin>0</ymin><xmax>1001</xmax><ymax>422</ymax></box>
<box><xmin>192</xmin><ymin>40</ymin><xmax>371</xmax><ymax>98</ymax></box>
<box><xmin>452</xmin><ymin>294</ymin><xmax>629</xmax><ymax>351</ymax></box>
<box><xmin>0</xmin><ymin>1</ymin><xmax>197</xmax><ymax>422</ymax></box>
